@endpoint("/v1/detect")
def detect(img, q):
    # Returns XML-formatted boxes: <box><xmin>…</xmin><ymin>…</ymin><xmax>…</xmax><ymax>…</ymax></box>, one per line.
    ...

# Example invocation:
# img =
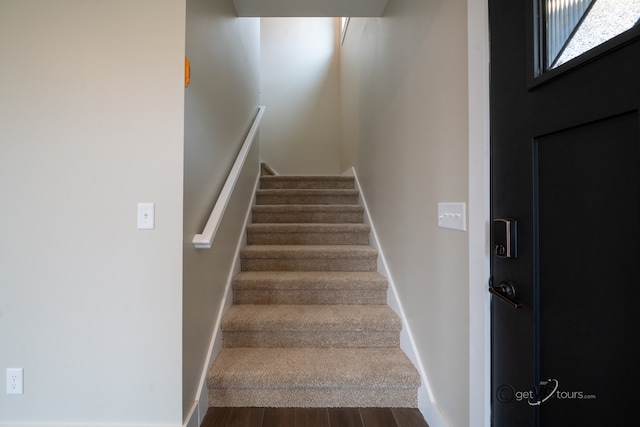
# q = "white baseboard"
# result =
<box><xmin>183</xmin><ymin>400</ymin><xmax>199</xmax><ymax>427</ymax></box>
<box><xmin>184</xmin><ymin>168</ymin><xmax>261</xmax><ymax>427</ymax></box>
<box><xmin>349</xmin><ymin>167</ymin><xmax>449</xmax><ymax>427</ymax></box>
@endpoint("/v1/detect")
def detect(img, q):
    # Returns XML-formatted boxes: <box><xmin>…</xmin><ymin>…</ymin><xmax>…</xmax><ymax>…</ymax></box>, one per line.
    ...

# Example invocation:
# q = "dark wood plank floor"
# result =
<box><xmin>202</xmin><ymin>407</ymin><xmax>429</xmax><ymax>427</ymax></box>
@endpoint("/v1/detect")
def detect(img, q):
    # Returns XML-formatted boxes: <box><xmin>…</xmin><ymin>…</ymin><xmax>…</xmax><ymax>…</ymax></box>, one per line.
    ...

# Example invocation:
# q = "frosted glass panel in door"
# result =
<box><xmin>545</xmin><ymin>0</ymin><xmax>640</xmax><ymax>69</ymax></box>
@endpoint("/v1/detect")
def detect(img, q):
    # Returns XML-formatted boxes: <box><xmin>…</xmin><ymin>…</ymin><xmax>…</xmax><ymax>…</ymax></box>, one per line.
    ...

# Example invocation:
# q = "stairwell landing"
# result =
<box><xmin>206</xmin><ymin>168</ymin><xmax>421</xmax><ymax>408</ymax></box>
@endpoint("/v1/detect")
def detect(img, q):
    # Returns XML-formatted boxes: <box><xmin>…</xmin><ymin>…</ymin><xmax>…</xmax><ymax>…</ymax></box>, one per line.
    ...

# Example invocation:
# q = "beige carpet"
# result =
<box><xmin>207</xmin><ymin>165</ymin><xmax>420</xmax><ymax>408</ymax></box>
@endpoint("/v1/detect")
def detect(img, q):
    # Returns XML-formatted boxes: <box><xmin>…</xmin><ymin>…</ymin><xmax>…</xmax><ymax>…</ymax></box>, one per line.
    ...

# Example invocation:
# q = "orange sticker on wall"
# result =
<box><xmin>185</xmin><ymin>57</ymin><xmax>191</xmax><ymax>88</ymax></box>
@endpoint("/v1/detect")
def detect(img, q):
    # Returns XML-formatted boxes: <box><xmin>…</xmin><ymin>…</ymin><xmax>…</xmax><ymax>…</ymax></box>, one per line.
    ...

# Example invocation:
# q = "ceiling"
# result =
<box><xmin>233</xmin><ymin>0</ymin><xmax>389</xmax><ymax>17</ymax></box>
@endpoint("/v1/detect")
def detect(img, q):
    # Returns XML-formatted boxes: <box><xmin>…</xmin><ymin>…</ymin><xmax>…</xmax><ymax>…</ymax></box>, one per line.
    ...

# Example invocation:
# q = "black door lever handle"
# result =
<box><xmin>489</xmin><ymin>280</ymin><xmax>523</xmax><ymax>309</ymax></box>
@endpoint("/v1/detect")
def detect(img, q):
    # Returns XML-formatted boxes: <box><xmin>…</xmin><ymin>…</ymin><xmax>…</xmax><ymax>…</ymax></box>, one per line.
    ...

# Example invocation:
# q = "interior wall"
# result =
<box><xmin>260</xmin><ymin>18</ymin><xmax>342</xmax><ymax>175</ymax></box>
<box><xmin>340</xmin><ymin>0</ymin><xmax>470</xmax><ymax>426</ymax></box>
<box><xmin>183</xmin><ymin>0</ymin><xmax>261</xmax><ymax>420</ymax></box>
<box><xmin>0</xmin><ymin>1</ymin><xmax>185</xmax><ymax>425</ymax></box>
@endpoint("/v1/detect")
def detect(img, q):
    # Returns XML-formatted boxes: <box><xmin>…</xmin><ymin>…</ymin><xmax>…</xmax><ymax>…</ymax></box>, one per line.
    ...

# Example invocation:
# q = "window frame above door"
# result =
<box><xmin>528</xmin><ymin>0</ymin><xmax>640</xmax><ymax>89</ymax></box>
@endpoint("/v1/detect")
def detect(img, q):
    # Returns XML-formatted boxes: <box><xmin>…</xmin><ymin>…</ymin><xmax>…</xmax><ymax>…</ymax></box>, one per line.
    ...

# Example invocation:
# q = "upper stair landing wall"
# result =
<box><xmin>233</xmin><ymin>0</ymin><xmax>389</xmax><ymax>17</ymax></box>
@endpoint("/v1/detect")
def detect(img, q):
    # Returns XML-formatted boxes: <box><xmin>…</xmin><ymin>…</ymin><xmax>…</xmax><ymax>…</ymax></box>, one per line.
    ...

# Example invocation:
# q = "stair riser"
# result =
<box><xmin>233</xmin><ymin>289</ymin><xmax>387</xmax><ymax>305</ymax></box>
<box><xmin>247</xmin><ymin>232</ymin><xmax>369</xmax><ymax>245</ymax></box>
<box><xmin>260</xmin><ymin>179</ymin><xmax>355</xmax><ymax>190</ymax></box>
<box><xmin>209</xmin><ymin>388</ymin><xmax>418</xmax><ymax>408</ymax></box>
<box><xmin>251</xmin><ymin>210</ymin><xmax>364</xmax><ymax>223</ymax></box>
<box><xmin>256</xmin><ymin>194</ymin><xmax>359</xmax><ymax>205</ymax></box>
<box><xmin>241</xmin><ymin>258</ymin><xmax>377</xmax><ymax>272</ymax></box>
<box><xmin>223</xmin><ymin>332</ymin><xmax>399</xmax><ymax>348</ymax></box>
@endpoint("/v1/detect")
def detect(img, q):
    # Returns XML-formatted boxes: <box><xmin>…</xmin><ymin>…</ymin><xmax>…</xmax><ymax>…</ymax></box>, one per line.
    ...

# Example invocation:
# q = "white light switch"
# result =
<box><xmin>438</xmin><ymin>202</ymin><xmax>466</xmax><ymax>231</ymax></box>
<box><xmin>137</xmin><ymin>203</ymin><xmax>155</xmax><ymax>230</ymax></box>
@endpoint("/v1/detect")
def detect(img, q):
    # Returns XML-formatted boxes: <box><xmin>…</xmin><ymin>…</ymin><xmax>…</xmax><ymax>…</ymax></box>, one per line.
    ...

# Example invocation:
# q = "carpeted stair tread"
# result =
<box><xmin>207</xmin><ymin>348</ymin><xmax>419</xmax><ymax>407</ymax></box>
<box><xmin>260</xmin><ymin>175</ymin><xmax>355</xmax><ymax>189</ymax></box>
<box><xmin>247</xmin><ymin>223</ymin><xmax>370</xmax><ymax>245</ymax></box>
<box><xmin>221</xmin><ymin>305</ymin><xmax>401</xmax><ymax>348</ymax></box>
<box><xmin>208</xmin><ymin>386</ymin><xmax>418</xmax><ymax>408</ymax></box>
<box><xmin>256</xmin><ymin>189</ymin><xmax>360</xmax><ymax>205</ymax></box>
<box><xmin>256</xmin><ymin>189</ymin><xmax>359</xmax><ymax>197</ymax></box>
<box><xmin>232</xmin><ymin>271</ymin><xmax>388</xmax><ymax>290</ymax></box>
<box><xmin>240</xmin><ymin>245</ymin><xmax>378</xmax><ymax>272</ymax></box>
<box><xmin>207</xmin><ymin>348</ymin><xmax>420</xmax><ymax>389</ymax></box>
<box><xmin>222</xmin><ymin>304</ymin><xmax>401</xmax><ymax>332</ymax></box>
<box><xmin>247</xmin><ymin>223</ymin><xmax>370</xmax><ymax>233</ymax></box>
<box><xmin>252</xmin><ymin>204</ymin><xmax>364</xmax><ymax>223</ymax></box>
<box><xmin>232</xmin><ymin>272</ymin><xmax>388</xmax><ymax>305</ymax></box>
<box><xmin>241</xmin><ymin>245</ymin><xmax>377</xmax><ymax>259</ymax></box>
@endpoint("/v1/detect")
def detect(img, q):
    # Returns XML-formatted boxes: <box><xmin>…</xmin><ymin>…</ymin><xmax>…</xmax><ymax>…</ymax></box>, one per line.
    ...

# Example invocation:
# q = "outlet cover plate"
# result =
<box><xmin>6</xmin><ymin>368</ymin><xmax>23</xmax><ymax>395</ymax></box>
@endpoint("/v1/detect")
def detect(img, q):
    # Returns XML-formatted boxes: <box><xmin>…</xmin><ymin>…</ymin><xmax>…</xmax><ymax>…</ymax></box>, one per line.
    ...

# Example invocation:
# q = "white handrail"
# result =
<box><xmin>192</xmin><ymin>106</ymin><xmax>266</xmax><ymax>249</ymax></box>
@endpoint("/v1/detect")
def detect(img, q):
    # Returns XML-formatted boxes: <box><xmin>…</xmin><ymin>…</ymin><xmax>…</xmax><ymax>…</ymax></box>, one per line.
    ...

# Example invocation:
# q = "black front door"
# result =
<box><xmin>489</xmin><ymin>1</ymin><xmax>640</xmax><ymax>425</ymax></box>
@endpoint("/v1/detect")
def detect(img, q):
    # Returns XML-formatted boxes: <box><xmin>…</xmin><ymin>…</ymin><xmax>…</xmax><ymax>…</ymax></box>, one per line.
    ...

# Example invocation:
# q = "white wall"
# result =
<box><xmin>0</xmin><ymin>1</ymin><xmax>185</xmax><ymax>425</ymax></box>
<box><xmin>340</xmin><ymin>0</ymin><xmax>470</xmax><ymax>426</ymax></box>
<box><xmin>183</xmin><ymin>0</ymin><xmax>261</xmax><ymax>422</ymax></box>
<box><xmin>260</xmin><ymin>18</ymin><xmax>342</xmax><ymax>175</ymax></box>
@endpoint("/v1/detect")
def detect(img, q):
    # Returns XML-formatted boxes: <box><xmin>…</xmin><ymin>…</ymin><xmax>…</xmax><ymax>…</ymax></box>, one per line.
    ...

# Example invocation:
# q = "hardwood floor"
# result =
<box><xmin>202</xmin><ymin>407</ymin><xmax>429</xmax><ymax>427</ymax></box>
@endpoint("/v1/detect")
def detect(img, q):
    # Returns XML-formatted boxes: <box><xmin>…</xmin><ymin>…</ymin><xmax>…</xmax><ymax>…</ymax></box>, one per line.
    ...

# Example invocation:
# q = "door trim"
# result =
<box><xmin>468</xmin><ymin>0</ymin><xmax>492</xmax><ymax>426</ymax></box>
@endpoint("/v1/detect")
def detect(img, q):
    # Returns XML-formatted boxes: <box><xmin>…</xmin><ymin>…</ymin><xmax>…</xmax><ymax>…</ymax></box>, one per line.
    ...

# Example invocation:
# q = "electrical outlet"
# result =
<box><xmin>6</xmin><ymin>368</ymin><xmax>23</xmax><ymax>395</ymax></box>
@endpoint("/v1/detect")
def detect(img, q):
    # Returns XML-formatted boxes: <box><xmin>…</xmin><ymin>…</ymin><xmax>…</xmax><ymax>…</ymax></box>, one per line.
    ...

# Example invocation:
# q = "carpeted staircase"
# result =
<box><xmin>206</xmin><ymin>168</ymin><xmax>421</xmax><ymax>408</ymax></box>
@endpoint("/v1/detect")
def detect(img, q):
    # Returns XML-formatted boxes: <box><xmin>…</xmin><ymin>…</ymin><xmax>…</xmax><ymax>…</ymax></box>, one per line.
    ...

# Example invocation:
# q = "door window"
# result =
<box><xmin>543</xmin><ymin>0</ymin><xmax>640</xmax><ymax>70</ymax></box>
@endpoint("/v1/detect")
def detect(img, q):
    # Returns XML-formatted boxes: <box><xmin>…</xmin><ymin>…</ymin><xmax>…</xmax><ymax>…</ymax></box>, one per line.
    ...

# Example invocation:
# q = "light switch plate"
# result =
<box><xmin>137</xmin><ymin>203</ymin><xmax>155</xmax><ymax>230</ymax></box>
<box><xmin>438</xmin><ymin>202</ymin><xmax>466</xmax><ymax>231</ymax></box>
